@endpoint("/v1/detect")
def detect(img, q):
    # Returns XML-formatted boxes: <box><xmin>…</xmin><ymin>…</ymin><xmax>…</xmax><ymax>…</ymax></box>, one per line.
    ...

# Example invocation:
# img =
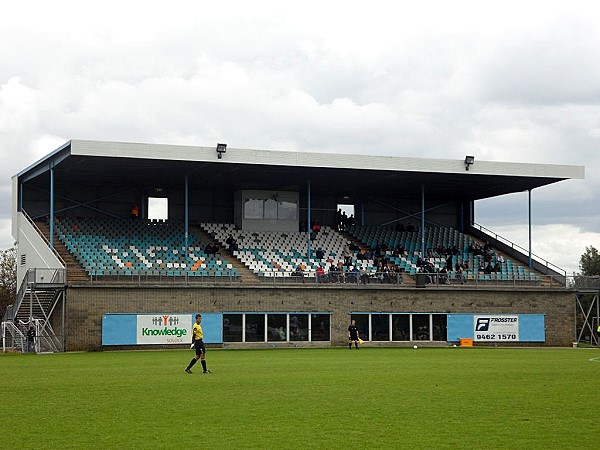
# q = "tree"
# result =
<box><xmin>0</xmin><ymin>247</ymin><xmax>17</xmax><ymax>319</ymax></box>
<box><xmin>579</xmin><ymin>246</ymin><xmax>600</xmax><ymax>277</ymax></box>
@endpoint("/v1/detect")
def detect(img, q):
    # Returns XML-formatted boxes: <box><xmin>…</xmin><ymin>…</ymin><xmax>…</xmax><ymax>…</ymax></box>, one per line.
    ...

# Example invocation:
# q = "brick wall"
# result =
<box><xmin>65</xmin><ymin>286</ymin><xmax>575</xmax><ymax>351</ymax></box>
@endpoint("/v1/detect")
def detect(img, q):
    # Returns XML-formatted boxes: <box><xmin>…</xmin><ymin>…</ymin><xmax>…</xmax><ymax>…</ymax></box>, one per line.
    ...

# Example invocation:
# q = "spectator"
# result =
<box><xmin>316</xmin><ymin>265</ymin><xmax>326</xmax><ymax>283</ymax></box>
<box><xmin>27</xmin><ymin>326</ymin><xmax>35</xmax><ymax>353</ymax></box>
<box><xmin>316</xmin><ymin>248</ymin><xmax>325</xmax><ymax>260</ymax></box>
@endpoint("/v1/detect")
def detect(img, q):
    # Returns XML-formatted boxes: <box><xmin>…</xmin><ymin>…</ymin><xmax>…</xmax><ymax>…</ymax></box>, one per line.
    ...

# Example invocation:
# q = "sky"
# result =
<box><xmin>1</xmin><ymin>0</ymin><xmax>599</xmax><ymax>274</ymax></box>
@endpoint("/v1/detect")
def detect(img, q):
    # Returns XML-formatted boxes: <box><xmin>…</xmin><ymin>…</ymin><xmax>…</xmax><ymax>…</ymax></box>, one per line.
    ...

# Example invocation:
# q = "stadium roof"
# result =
<box><xmin>17</xmin><ymin>140</ymin><xmax>585</xmax><ymax>202</ymax></box>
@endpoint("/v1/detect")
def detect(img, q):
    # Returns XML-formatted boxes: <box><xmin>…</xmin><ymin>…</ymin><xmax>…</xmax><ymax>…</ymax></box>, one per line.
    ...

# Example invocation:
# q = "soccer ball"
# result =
<box><xmin>413</xmin><ymin>345</ymin><xmax>417</xmax><ymax>349</ymax></box>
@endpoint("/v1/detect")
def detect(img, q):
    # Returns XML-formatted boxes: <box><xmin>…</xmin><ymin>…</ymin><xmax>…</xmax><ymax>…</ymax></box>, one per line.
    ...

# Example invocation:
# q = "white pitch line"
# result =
<box><xmin>589</xmin><ymin>357</ymin><xmax>600</xmax><ymax>363</ymax></box>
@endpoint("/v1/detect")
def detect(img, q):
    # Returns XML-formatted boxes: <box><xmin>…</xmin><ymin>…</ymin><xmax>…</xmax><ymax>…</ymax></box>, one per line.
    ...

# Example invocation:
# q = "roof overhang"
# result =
<box><xmin>16</xmin><ymin>140</ymin><xmax>585</xmax><ymax>202</ymax></box>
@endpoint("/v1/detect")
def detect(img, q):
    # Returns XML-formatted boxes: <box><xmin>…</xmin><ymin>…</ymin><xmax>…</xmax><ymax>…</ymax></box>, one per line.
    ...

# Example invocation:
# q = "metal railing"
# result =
<box><xmin>471</xmin><ymin>222</ymin><xmax>566</xmax><ymax>278</ymax></box>
<box><xmin>22</xmin><ymin>211</ymin><xmax>66</xmax><ymax>268</ymax></box>
<box><xmin>74</xmin><ymin>270</ymin><xmax>577</xmax><ymax>289</ymax></box>
<box><xmin>6</xmin><ymin>268</ymin><xmax>66</xmax><ymax>323</ymax></box>
<box><xmin>85</xmin><ymin>270</ymin><xmax>242</xmax><ymax>286</ymax></box>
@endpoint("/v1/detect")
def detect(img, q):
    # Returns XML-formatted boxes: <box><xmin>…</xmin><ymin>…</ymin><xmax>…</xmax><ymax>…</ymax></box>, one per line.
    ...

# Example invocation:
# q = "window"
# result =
<box><xmin>412</xmin><ymin>314</ymin><xmax>430</xmax><ymax>341</ymax></box>
<box><xmin>432</xmin><ymin>314</ymin><xmax>447</xmax><ymax>341</ymax></box>
<box><xmin>311</xmin><ymin>314</ymin><xmax>330</xmax><ymax>341</ymax></box>
<box><xmin>290</xmin><ymin>314</ymin><xmax>308</xmax><ymax>341</ymax></box>
<box><xmin>223</xmin><ymin>314</ymin><xmax>243</xmax><ymax>342</ymax></box>
<box><xmin>148</xmin><ymin>197</ymin><xmax>168</xmax><ymax>220</ymax></box>
<box><xmin>392</xmin><ymin>314</ymin><xmax>410</xmax><ymax>341</ymax></box>
<box><xmin>243</xmin><ymin>196</ymin><xmax>298</xmax><ymax>220</ymax></box>
<box><xmin>351</xmin><ymin>314</ymin><xmax>369</xmax><ymax>341</ymax></box>
<box><xmin>264</xmin><ymin>198</ymin><xmax>278</xmax><ymax>219</ymax></box>
<box><xmin>278</xmin><ymin>200</ymin><xmax>297</xmax><ymax>220</ymax></box>
<box><xmin>267</xmin><ymin>314</ymin><xmax>287</xmax><ymax>341</ymax></box>
<box><xmin>372</xmin><ymin>314</ymin><xmax>390</xmax><ymax>341</ymax></box>
<box><xmin>245</xmin><ymin>314</ymin><xmax>265</xmax><ymax>342</ymax></box>
<box><xmin>244</xmin><ymin>198</ymin><xmax>264</xmax><ymax>219</ymax></box>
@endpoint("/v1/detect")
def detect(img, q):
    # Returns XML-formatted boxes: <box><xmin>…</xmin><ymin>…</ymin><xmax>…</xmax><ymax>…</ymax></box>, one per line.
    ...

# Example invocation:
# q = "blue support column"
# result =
<box><xmin>528</xmin><ymin>189</ymin><xmax>532</xmax><ymax>269</ymax></box>
<box><xmin>307</xmin><ymin>179</ymin><xmax>311</xmax><ymax>259</ymax></box>
<box><xmin>361</xmin><ymin>200</ymin><xmax>365</xmax><ymax>226</ymax></box>
<box><xmin>421</xmin><ymin>184</ymin><xmax>425</xmax><ymax>258</ymax></box>
<box><xmin>49</xmin><ymin>161</ymin><xmax>55</xmax><ymax>250</ymax></box>
<box><xmin>184</xmin><ymin>174</ymin><xmax>189</xmax><ymax>259</ymax></box>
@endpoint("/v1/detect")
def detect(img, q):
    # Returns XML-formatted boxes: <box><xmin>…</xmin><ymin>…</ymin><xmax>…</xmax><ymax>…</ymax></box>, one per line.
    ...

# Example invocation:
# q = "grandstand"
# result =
<box><xmin>2</xmin><ymin>140</ymin><xmax>586</xmax><ymax>351</ymax></box>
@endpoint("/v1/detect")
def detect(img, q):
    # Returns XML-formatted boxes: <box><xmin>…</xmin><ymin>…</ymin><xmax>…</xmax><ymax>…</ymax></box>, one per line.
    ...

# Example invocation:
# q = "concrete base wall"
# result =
<box><xmin>64</xmin><ymin>286</ymin><xmax>575</xmax><ymax>351</ymax></box>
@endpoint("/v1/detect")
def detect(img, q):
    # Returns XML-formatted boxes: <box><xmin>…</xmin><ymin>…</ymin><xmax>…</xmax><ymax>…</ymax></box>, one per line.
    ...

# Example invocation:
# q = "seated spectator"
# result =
<box><xmin>493</xmin><ymin>262</ymin><xmax>501</xmax><ymax>273</ymax></box>
<box><xmin>311</xmin><ymin>221</ymin><xmax>321</xmax><ymax>234</ymax></box>
<box><xmin>292</xmin><ymin>264</ymin><xmax>305</xmax><ymax>281</ymax></box>
<box><xmin>349</xmin><ymin>242</ymin><xmax>360</xmax><ymax>251</ymax></box>
<box><xmin>329</xmin><ymin>263</ymin><xmax>340</xmax><ymax>283</ymax></box>
<box><xmin>497</xmin><ymin>254</ymin><xmax>505</xmax><ymax>264</ymax></box>
<box><xmin>456</xmin><ymin>264</ymin><xmax>467</xmax><ymax>284</ymax></box>
<box><xmin>347</xmin><ymin>266</ymin><xmax>360</xmax><ymax>284</ymax></box>
<box><xmin>484</xmin><ymin>262</ymin><xmax>493</xmax><ymax>275</ymax></box>
<box><xmin>360</xmin><ymin>267</ymin><xmax>370</xmax><ymax>285</ymax></box>
<box><xmin>204</xmin><ymin>242</ymin><xmax>219</xmax><ymax>256</ymax></box>
<box><xmin>227</xmin><ymin>238</ymin><xmax>238</xmax><ymax>256</ymax></box>
<box><xmin>315</xmin><ymin>247</ymin><xmax>325</xmax><ymax>259</ymax></box>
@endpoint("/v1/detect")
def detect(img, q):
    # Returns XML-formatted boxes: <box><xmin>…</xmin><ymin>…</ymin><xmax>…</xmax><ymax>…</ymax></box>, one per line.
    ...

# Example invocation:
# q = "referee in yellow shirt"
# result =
<box><xmin>185</xmin><ymin>314</ymin><xmax>211</xmax><ymax>374</ymax></box>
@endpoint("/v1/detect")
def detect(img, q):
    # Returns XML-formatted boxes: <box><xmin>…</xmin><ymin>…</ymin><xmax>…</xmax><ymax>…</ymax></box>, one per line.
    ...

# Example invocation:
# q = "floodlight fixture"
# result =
<box><xmin>464</xmin><ymin>155</ymin><xmax>475</xmax><ymax>171</ymax></box>
<box><xmin>216</xmin><ymin>143</ymin><xmax>227</xmax><ymax>159</ymax></box>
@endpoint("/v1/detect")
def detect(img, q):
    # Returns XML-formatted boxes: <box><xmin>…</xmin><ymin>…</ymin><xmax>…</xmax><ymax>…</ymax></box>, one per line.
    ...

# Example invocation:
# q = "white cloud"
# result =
<box><xmin>487</xmin><ymin>223</ymin><xmax>600</xmax><ymax>275</ymax></box>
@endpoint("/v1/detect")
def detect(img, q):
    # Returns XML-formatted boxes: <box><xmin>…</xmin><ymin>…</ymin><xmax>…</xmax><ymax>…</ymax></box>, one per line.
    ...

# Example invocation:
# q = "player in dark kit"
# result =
<box><xmin>348</xmin><ymin>319</ymin><xmax>360</xmax><ymax>350</ymax></box>
<box><xmin>185</xmin><ymin>314</ymin><xmax>211</xmax><ymax>374</ymax></box>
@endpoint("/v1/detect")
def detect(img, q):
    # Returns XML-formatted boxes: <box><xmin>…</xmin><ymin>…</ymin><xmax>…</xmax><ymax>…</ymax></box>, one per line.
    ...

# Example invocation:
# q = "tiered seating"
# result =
<box><xmin>54</xmin><ymin>218</ymin><xmax>239</xmax><ymax>278</ymax></box>
<box><xmin>348</xmin><ymin>225</ymin><xmax>539</xmax><ymax>282</ymax></box>
<box><xmin>202</xmin><ymin>223</ymin><xmax>377</xmax><ymax>277</ymax></box>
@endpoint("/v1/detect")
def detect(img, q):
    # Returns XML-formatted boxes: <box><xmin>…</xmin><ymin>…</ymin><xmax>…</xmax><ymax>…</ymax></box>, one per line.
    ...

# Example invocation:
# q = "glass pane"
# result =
<box><xmin>244</xmin><ymin>198</ymin><xmax>263</xmax><ymax>219</ymax></box>
<box><xmin>267</xmin><ymin>314</ymin><xmax>287</xmax><ymax>341</ymax></box>
<box><xmin>372</xmin><ymin>314</ymin><xmax>390</xmax><ymax>341</ymax></box>
<box><xmin>413</xmin><ymin>314</ymin><xmax>430</xmax><ymax>341</ymax></box>
<box><xmin>278</xmin><ymin>200</ymin><xmax>297</xmax><ymax>220</ymax></box>
<box><xmin>351</xmin><ymin>314</ymin><xmax>369</xmax><ymax>341</ymax></box>
<box><xmin>223</xmin><ymin>314</ymin><xmax>242</xmax><ymax>342</ymax></box>
<box><xmin>264</xmin><ymin>198</ymin><xmax>278</xmax><ymax>219</ymax></box>
<box><xmin>432</xmin><ymin>314</ymin><xmax>447</xmax><ymax>341</ymax></box>
<box><xmin>392</xmin><ymin>314</ymin><xmax>410</xmax><ymax>341</ymax></box>
<box><xmin>311</xmin><ymin>314</ymin><xmax>330</xmax><ymax>341</ymax></box>
<box><xmin>245</xmin><ymin>314</ymin><xmax>265</xmax><ymax>342</ymax></box>
<box><xmin>290</xmin><ymin>314</ymin><xmax>308</xmax><ymax>341</ymax></box>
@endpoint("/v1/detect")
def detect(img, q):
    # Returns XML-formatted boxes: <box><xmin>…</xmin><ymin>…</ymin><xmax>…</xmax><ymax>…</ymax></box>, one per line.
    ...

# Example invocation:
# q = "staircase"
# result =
<box><xmin>191</xmin><ymin>226</ymin><xmax>260</xmax><ymax>284</ymax></box>
<box><xmin>36</xmin><ymin>221</ymin><xmax>89</xmax><ymax>284</ymax></box>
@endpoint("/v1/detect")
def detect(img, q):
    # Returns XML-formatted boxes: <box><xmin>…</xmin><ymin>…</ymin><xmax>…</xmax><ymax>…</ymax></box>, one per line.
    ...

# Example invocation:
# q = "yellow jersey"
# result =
<box><xmin>192</xmin><ymin>323</ymin><xmax>203</xmax><ymax>341</ymax></box>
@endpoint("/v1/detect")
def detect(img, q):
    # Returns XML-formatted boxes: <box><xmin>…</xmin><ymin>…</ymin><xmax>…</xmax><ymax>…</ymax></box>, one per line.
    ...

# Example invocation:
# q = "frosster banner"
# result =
<box><xmin>447</xmin><ymin>314</ymin><xmax>544</xmax><ymax>343</ymax></box>
<box><xmin>102</xmin><ymin>313</ymin><xmax>223</xmax><ymax>346</ymax></box>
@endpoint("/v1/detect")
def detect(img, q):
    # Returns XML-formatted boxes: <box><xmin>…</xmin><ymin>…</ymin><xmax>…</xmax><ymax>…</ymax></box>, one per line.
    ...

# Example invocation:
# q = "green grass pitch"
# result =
<box><xmin>2</xmin><ymin>347</ymin><xmax>599</xmax><ymax>449</ymax></box>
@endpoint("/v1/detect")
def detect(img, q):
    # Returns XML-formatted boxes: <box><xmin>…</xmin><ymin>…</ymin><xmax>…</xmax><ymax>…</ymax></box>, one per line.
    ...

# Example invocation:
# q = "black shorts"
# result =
<box><xmin>194</xmin><ymin>339</ymin><xmax>206</xmax><ymax>356</ymax></box>
<box><xmin>349</xmin><ymin>335</ymin><xmax>358</xmax><ymax>341</ymax></box>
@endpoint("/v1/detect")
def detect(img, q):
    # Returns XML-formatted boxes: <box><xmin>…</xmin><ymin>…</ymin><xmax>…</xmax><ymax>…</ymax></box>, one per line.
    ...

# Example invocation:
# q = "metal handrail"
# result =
<box><xmin>471</xmin><ymin>222</ymin><xmax>566</xmax><ymax>277</ymax></box>
<box><xmin>21</xmin><ymin>210</ymin><xmax>66</xmax><ymax>267</ymax></box>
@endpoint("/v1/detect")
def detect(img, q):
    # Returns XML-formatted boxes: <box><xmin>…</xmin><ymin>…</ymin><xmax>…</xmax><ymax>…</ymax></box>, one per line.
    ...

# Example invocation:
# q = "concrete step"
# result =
<box><xmin>35</xmin><ymin>221</ymin><xmax>89</xmax><ymax>283</ymax></box>
<box><xmin>192</xmin><ymin>226</ymin><xmax>260</xmax><ymax>284</ymax></box>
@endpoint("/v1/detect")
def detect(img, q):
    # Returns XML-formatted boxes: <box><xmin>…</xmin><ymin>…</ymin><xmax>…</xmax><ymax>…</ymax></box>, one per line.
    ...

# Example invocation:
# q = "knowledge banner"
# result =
<box><xmin>137</xmin><ymin>314</ymin><xmax>192</xmax><ymax>345</ymax></box>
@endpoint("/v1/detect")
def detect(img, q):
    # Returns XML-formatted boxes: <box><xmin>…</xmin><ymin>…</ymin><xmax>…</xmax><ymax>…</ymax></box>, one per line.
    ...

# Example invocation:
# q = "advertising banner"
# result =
<box><xmin>137</xmin><ymin>314</ymin><xmax>192</xmax><ymax>345</ymax></box>
<box><xmin>474</xmin><ymin>315</ymin><xmax>519</xmax><ymax>342</ymax></box>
